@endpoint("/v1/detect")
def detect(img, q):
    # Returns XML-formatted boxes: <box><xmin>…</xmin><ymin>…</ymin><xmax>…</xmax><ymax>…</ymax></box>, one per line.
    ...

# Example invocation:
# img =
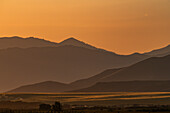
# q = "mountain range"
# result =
<box><xmin>1</xmin><ymin>36</ymin><xmax>170</xmax><ymax>57</ymax></box>
<box><xmin>8</xmin><ymin>54</ymin><xmax>170</xmax><ymax>93</ymax></box>
<box><xmin>0</xmin><ymin>36</ymin><xmax>149</xmax><ymax>92</ymax></box>
<box><xmin>0</xmin><ymin>36</ymin><xmax>169</xmax><ymax>92</ymax></box>
<box><xmin>8</xmin><ymin>69</ymin><xmax>121</xmax><ymax>93</ymax></box>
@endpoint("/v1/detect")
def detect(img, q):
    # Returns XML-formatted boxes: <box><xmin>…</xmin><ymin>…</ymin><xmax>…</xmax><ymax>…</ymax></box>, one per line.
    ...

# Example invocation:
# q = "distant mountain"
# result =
<box><xmin>72</xmin><ymin>80</ymin><xmax>170</xmax><ymax>92</ymax></box>
<box><xmin>0</xmin><ymin>46</ymin><xmax>148</xmax><ymax>92</ymax></box>
<box><xmin>0</xmin><ymin>36</ymin><xmax>57</xmax><ymax>49</ymax></box>
<box><xmin>10</xmin><ymin>80</ymin><xmax>170</xmax><ymax>93</ymax></box>
<box><xmin>72</xmin><ymin>54</ymin><xmax>170</xmax><ymax>92</ymax></box>
<box><xmin>0</xmin><ymin>36</ymin><xmax>170</xmax><ymax>57</ymax></box>
<box><xmin>7</xmin><ymin>54</ymin><xmax>170</xmax><ymax>93</ymax></box>
<box><xmin>69</xmin><ymin>68</ymin><xmax>121</xmax><ymax>90</ymax></box>
<box><xmin>144</xmin><ymin>44</ymin><xmax>170</xmax><ymax>57</ymax></box>
<box><xmin>0</xmin><ymin>36</ymin><xmax>103</xmax><ymax>51</ymax></box>
<box><xmin>101</xmin><ymin>55</ymin><xmax>170</xmax><ymax>82</ymax></box>
<box><xmin>7</xmin><ymin>69</ymin><xmax>121</xmax><ymax>93</ymax></box>
<box><xmin>3</xmin><ymin>36</ymin><xmax>170</xmax><ymax>92</ymax></box>
<box><xmin>8</xmin><ymin>81</ymin><xmax>70</xmax><ymax>93</ymax></box>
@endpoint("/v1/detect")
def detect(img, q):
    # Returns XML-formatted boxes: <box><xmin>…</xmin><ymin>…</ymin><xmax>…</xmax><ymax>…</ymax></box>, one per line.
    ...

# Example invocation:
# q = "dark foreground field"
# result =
<box><xmin>1</xmin><ymin>92</ymin><xmax>170</xmax><ymax>105</ymax></box>
<box><xmin>0</xmin><ymin>92</ymin><xmax>170</xmax><ymax>112</ymax></box>
<box><xmin>0</xmin><ymin>109</ymin><xmax>170</xmax><ymax>113</ymax></box>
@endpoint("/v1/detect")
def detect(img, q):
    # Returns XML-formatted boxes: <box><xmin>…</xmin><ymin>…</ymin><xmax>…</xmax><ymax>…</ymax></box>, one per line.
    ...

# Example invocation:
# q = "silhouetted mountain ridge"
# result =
<box><xmin>144</xmin><ymin>44</ymin><xmax>170</xmax><ymax>56</ymax></box>
<box><xmin>1</xmin><ymin>36</ymin><xmax>169</xmax><ymax>56</ymax></box>
<box><xmin>1</xmin><ymin>36</ymin><xmax>170</xmax><ymax>93</ymax></box>
<box><xmin>0</xmin><ymin>36</ymin><xmax>58</xmax><ymax>49</ymax></box>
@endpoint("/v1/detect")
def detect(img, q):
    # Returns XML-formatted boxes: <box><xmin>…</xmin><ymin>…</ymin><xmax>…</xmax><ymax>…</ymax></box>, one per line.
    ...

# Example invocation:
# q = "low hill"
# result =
<box><xmin>72</xmin><ymin>80</ymin><xmax>170</xmax><ymax>92</ymax></box>
<box><xmin>101</xmin><ymin>55</ymin><xmax>170</xmax><ymax>82</ymax></box>
<box><xmin>8</xmin><ymin>69</ymin><xmax>121</xmax><ymax>93</ymax></box>
<box><xmin>8</xmin><ymin>81</ymin><xmax>70</xmax><ymax>93</ymax></box>
<box><xmin>69</xmin><ymin>68</ymin><xmax>121</xmax><ymax>90</ymax></box>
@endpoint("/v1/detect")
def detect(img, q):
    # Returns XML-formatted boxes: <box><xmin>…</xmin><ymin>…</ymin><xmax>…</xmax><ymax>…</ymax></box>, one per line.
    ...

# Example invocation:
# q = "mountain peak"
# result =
<box><xmin>59</xmin><ymin>37</ymin><xmax>97</xmax><ymax>50</ymax></box>
<box><xmin>60</xmin><ymin>37</ymin><xmax>82</xmax><ymax>44</ymax></box>
<box><xmin>66</xmin><ymin>37</ymin><xmax>78</xmax><ymax>40</ymax></box>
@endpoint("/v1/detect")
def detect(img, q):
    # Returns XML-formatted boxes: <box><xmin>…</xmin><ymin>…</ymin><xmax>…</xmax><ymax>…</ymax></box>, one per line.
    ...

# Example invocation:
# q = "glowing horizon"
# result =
<box><xmin>0</xmin><ymin>0</ymin><xmax>170</xmax><ymax>54</ymax></box>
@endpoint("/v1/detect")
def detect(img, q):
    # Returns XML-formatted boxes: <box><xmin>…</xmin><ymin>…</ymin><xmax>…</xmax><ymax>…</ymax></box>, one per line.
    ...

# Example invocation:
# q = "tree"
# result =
<box><xmin>52</xmin><ymin>101</ymin><xmax>62</xmax><ymax>112</ymax></box>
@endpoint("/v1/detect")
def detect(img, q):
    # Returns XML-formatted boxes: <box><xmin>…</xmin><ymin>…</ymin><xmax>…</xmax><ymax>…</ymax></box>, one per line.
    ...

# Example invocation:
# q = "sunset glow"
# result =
<box><xmin>0</xmin><ymin>0</ymin><xmax>170</xmax><ymax>54</ymax></box>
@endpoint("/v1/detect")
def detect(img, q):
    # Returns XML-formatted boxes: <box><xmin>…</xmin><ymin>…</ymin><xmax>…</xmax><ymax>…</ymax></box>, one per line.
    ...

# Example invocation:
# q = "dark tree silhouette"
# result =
<box><xmin>52</xmin><ymin>101</ymin><xmax>62</xmax><ymax>112</ymax></box>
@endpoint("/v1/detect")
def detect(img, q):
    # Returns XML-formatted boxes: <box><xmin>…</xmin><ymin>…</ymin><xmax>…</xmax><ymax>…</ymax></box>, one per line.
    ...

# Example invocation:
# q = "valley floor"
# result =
<box><xmin>1</xmin><ymin>92</ymin><xmax>170</xmax><ymax>106</ymax></box>
<box><xmin>1</xmin><ymin>92</ymin><xmax>170</xmax><ymax>112</ymax></box>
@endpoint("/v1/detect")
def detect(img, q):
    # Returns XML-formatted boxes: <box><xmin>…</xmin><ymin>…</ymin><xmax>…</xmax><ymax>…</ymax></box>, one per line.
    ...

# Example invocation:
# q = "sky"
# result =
<box><xmin>0</xmin><ymin>0</ymin><xmax>170</xmax><ymax>54</ymax></box>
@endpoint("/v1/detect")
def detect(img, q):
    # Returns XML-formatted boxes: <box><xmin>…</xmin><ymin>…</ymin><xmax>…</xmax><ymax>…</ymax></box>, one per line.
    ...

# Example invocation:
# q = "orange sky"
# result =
<box><xmin>0</xmin><ymin>0</ymin><xmax>170</xmax><ymax>54</ymax></box>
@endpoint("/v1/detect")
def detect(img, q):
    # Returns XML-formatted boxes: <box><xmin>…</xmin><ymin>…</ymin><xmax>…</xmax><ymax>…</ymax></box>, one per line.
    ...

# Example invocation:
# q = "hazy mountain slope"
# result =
<box><xmin>0</xmin><ymin>46</ymin><xmax>148</xmax><ymax>92</ymax></box>
<box><xmin>1</xmin><ymin>36</ymin><xmax>170</xmax><ymax>57</ymax></box>
<box><xmin>101</xmin><ymin>55</ymin><xmax>170</xmax><ymax>82</ymax></box>
<box><xmin>0</xmin><ymin>36</ymin><xmax>57</xmax><ymax>49</ymax></box>
<box><xmin>7</xmin><ymin>55</ymin><xmax>170</xmax><ymax>93</ymax></box>
<box><xmin>7</xmin><ymin>68</ymin><xmax>121</xmax><ymax>93</ymax></box>
<box><xmin>153</xmin><ymin>52</ymin><xmax>170</xmax><ymax>57</ymax></box>
<box><xmin>0</xmin><ymin>36</ymin><xmax>108</xmax><ymax>52</ymax></box>
<box><xmin>69</xmin><ymin>68</ymin><xmax>121</xmax><ymax>90</ymax></box>
<box><xmin>72</xmin><ymin>81</ymin><xmax>170</xmax><ymax>92</ymax></box>
<box><xmin>144</xmin><ymin>45</ymin><xmax>170</xmax><ymax>56</ymax></box>
<box><xmin>8</xmin><ymin>81</ymin><xmax>70</xmax><ymax>93</ymax></box>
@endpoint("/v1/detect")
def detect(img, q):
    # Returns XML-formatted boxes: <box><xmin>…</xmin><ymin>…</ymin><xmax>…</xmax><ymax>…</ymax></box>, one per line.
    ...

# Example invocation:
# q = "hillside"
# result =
<box><xmin>0</xmin><ymin>46</ymin><xmax>148</xmax><ymax>92</ymax></box>
<box><xmin>72</xmin><ymin>80</ymin><xmax>170</xmax><ymax>92</ymax></box>
<box><xmin>7</xmin><ymin>55</ymin><xmax>170</xmax><ymax>93</ymax></box>
<box><xmin>8</xmin><ymin>81</ymin><xmax>70</xmax><ymax>93</ymax></box>
<box><xmin>8</xmin><ymin>69</ymin><xmax>121</xmax><ymax>93</ymax></box>
<box><xmin>69</xmin><ymin>68</ymin><xmax>121</xmax><ymax>90</ymax></box>
<box><xmin>101</xmin><ymin>55</ymin><xmax>170</xmax><ymax>82</ymax></box>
